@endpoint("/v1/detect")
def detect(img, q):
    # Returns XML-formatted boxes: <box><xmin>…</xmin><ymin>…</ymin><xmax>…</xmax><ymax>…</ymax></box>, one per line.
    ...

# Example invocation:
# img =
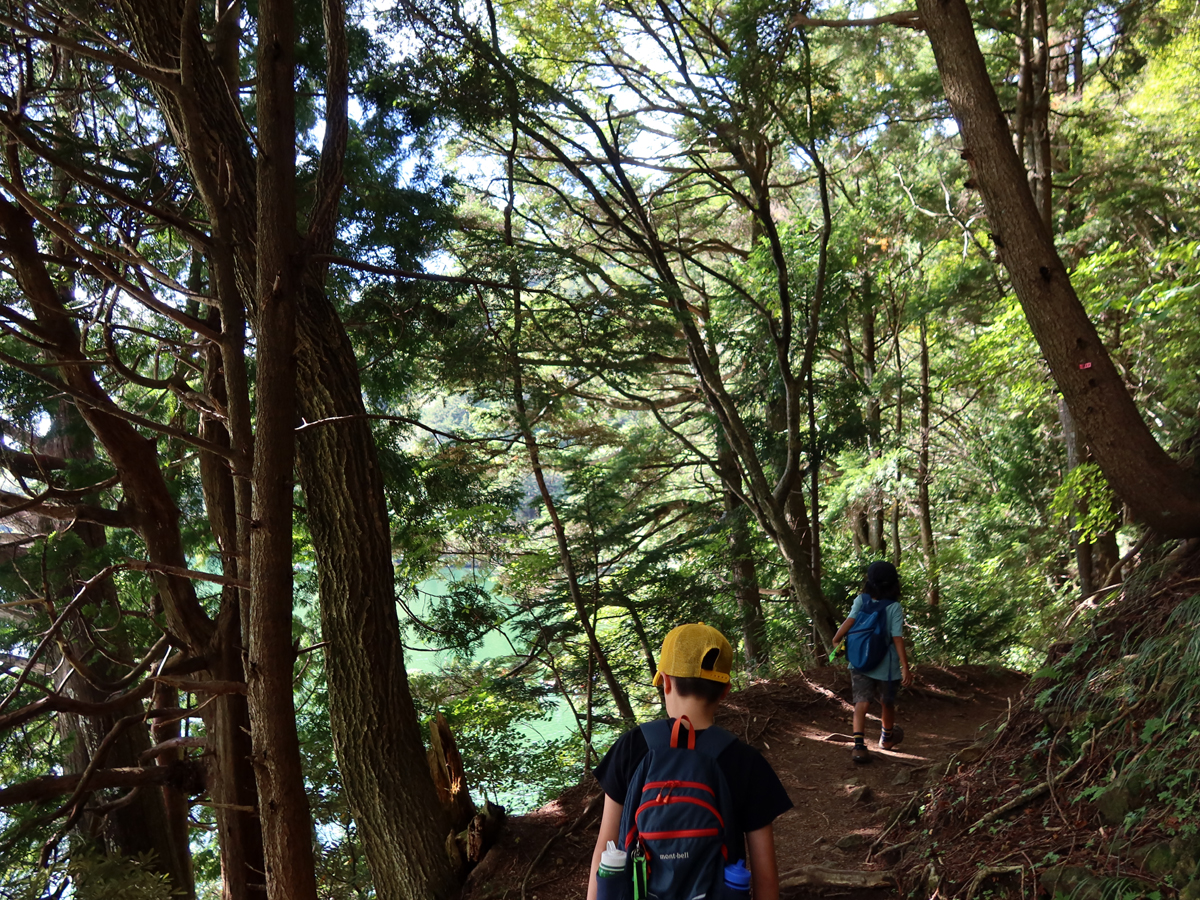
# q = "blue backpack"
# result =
<box><xmin>846</xmin><ymin>596</ymin><xmax>897</xmax><ymax>672</ymax></box>
<box><xmin>618</xmin><ymin>717</ymin><xmax>737</xmax><ymax>900</ymax></box>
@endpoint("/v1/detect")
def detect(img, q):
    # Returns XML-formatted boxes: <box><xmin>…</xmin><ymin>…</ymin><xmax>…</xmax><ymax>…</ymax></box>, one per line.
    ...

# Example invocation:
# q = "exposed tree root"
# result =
<box><xmin>779</xmin><ymin>865</ymin><xmax>896</xmax><ymax>888</ymax></box>
<box><xmin>966</xmin><ymin>734</ymin><xmax>1094</xmax><ymax>832</ymax></box>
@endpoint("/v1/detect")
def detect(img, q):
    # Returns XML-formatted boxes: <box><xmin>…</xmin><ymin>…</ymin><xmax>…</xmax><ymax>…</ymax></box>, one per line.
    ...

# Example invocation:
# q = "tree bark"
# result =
<box><xmin>38</xmin><ymin>394</ymin><xmax>193</xmax><ymax>892</ymax></box>
<box><xmin>198</xmin><ymin>308</ymin><xmax>267</xmax><ymax>900</ymax></box>
<box><xmin>718</xmin><ymin>446</ymin><xmax>767</xmax><ymax>671</ymax></box>
<box><xmin>915</xmin><ymin>0</ymin><xmax>1200</xmax><ymax>538</ymax></box>
<box><xmin>0</xmin><ymin>179</ymin><xmax>277</xmax><ymax>898</ymax></box>
<box><xmin>916</xmin><ymin>319</ymin><xmax>942</xmax><ymax>619</ymax></box>
<box><xmin>293</xmin><ymin>284</ymin><xmax>461</xmax><ymax>900</ymax></box>
<box><xmin>104</xmin><ymin>3</ymin><xmax>464</xmax><ymax>895</ymax></box>
<box><xmin>246</xmin><ymin>1</ymin><xmax>320</xmax><ymax>897</ymax></box>
<box><xmin>862</xmin><ymin>298</ymin><xmax>886</xmax><ymax>556</ymax></box>
<box><xmin>1057</xmin><ymin>396</ymin><xmax>1095</xmax><ymax>596</ymax></box>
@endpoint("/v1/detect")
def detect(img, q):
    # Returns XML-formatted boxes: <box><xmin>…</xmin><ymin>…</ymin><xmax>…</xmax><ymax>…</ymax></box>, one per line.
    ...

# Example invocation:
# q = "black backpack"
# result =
<box><xmin>846</xmin><ymin>596</ymin><xmax>897</xmax><ymax>672</ymax></box>
<box><xmin>617</xmin><ymin>717</ymin><xmax>738</xmax><ymax>900</ymax></box>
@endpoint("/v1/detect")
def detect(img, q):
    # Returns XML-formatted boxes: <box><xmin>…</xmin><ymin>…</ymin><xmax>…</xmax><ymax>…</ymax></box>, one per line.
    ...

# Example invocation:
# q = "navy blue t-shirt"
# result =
<box><xmin>592</xmin><ymin>719</ymin><xmax>793</xmax><ymax>863</ymax></box>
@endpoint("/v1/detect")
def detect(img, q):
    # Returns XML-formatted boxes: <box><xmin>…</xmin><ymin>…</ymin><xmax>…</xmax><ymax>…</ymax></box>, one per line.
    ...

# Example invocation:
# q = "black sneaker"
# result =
<box><xmin>879</xmin><ymin>725</ymin><xmax>904</xmax><ymax>751</ymax></box>
<box><xmin>852</xmin><ymin>744</ymin><xmax>871</xmax><ymax>764</ymax></box>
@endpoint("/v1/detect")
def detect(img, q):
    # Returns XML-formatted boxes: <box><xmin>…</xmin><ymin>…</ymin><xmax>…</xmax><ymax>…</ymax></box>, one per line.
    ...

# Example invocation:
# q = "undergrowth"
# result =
<box><xmin>883</xmin><ymin>541</ymin><xmax>1200</xmax><ymax>900</ymax></box>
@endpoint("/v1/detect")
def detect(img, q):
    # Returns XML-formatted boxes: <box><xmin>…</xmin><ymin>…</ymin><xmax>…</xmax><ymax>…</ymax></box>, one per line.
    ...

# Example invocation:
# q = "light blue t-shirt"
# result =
<box><xmin>847</xmin><ymin>593</ymin><xmax>905</xmax><ymax>682</ymax></box>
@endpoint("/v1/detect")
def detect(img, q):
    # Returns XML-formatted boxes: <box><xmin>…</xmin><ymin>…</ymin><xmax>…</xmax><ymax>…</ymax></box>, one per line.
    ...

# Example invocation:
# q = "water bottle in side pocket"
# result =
<box><xmin>717</xmin><ymin>859</ymin><xmax>751</xmax><ymax>900</ymax></box>
<box><xmin>596</xmin><ymin>841</ymin><xmax>630</xmax><ymax>900</ymax></box>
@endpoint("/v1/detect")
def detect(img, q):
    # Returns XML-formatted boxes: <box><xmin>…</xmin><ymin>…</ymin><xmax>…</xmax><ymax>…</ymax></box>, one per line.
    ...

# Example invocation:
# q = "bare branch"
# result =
<box><xmin>294</xmin><ymin>412</ymin><xmax>506</xmax><ymax>446</ymax></box>
<box><xmin>0</xmin><ymin>112</ymin><xmax>210</xmax><ymax>249</ymax></box>
<box><xmin>0</xmin><ymin>12</ymin><xmax>181</xmax><ymax>87</ymax></box>
<box><xmin>0</xmin><ymin>655</ymin><xmax>207</xmax><ymax>733</ymax></box>
<box><xmin>125</xmin><ymin>558</ymin><xmax>250</xmax><ymax>590</ymax></box>
<box><xmin>0</xmin><ymin>488</ymin><xmax>130</xmax><ymax>529</ymax></box>
<box><xmin>0</xmin><ymin>564</ymin><xmax>125</xmax><ymax>718</ymax></box>
<box><xmin>313</xmin><ymin>253</ymin><xmax>547</xmax><ymax>294</ymax></box>
<box><xmin>149</xmin><ymin>676</ymin><xmax>247</xmax><ymax>695</ymax></box>
<box><xmin>139</xmin><ymin>735</ymin><xmax>206</xmax><ymax>762</ymax></box>
<box><xmin>0</xmin><ymin>763</ymin><xmax>189</xmax><ymax>808</ymax></box>
<box><xmin>789</xmin><ymin>11</ymin><xmax>923</xmax><ymax>29</ymax></box>
<box><xmin>0</xmin><ymin>347</ymin><xmax>238</xmax><ymax>461</ymax></box>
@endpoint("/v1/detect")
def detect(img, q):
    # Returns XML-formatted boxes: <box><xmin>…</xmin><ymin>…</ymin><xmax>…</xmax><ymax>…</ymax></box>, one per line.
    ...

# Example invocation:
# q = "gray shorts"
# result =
<box><xmin>851</xmin><ymin>670</ymin><xmax>899</xmax><ymax>706</ymax></box>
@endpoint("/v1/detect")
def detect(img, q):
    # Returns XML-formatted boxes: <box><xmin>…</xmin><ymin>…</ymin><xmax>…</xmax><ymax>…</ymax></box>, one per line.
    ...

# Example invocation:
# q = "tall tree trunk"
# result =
<box><xmin>719</xmin><ymin>447</ymin><xmax>767</xmax><ymax>671</ymax></box>
<box><xmin>916</xmin><ymin>319</ymin><xmax>942</xmax><ymax>622</ymax></box>
<box><xmin>40</xmin><ymin>155</ymin><xmax>192</xmax><ymax>882</ymax></box>
<box><xmin>41</xmin><ymin>64</ymin><xmax>182</xmax><ymax>880</ymax></box>
<box><xmin>0</xmin><ymin>198</ymin><xmax>216</xmax><ymax>899</ymax></box>
<box><xmin>293</xmin><ymin>285</ymin><xmax>461</xmax><ymax>900</ymax></box>
<box><xmin>862</xmin><ymin>297</ymin><xmax>886</xmax><ymax>555</ymax></box>
<box><xmin>246</xmin><ymin>1</ymin><xmax>320</xmax><ymax>896</ymax></box>
<box><xmin>105</xmin><ymin>3</ymin><xmax>463</xmax><ymax>895</ymax></box>
<box><xmin>0</xmin><ymin>167</ymin><xmax>268</xmax><ymax>900</ymax></box>
<box><xmin>891</xmin><ymin>305</ymin><xmax>903</xmax><ymax>566</ymax></box>
<box><xmin>915</xmin><ymin>0</ymin><xmax>1200</xmax><ymax>537</ymax></box>
<box><xmin>199</xmin><ymin>311</ymin><xmax>265</xmax><ymax>900</ymax></box>
<box><xmin>1058</xmin><ymin>396</ymin><xmax>1094</xmax><ymax>597</ymax></box>
<box><xmin>1029</xmin><ymin>0</ymin><xmax>1052</xmax><ymax>225</ymax></box>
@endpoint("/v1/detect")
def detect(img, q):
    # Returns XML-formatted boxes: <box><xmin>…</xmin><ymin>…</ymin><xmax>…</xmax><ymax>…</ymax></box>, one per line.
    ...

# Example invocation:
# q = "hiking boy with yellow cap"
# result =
<box><xmin>587</xmin><ymin>623</ymin><xmax>792</xmax><ymax>900</ymax></box>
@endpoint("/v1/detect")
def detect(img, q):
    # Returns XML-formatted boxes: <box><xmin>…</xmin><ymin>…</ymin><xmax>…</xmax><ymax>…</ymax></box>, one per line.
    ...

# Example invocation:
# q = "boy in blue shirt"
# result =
<box><xmin>829</xmin><ymin>561</ymin><xmax>913</xmax><ymax>764</ymax></box>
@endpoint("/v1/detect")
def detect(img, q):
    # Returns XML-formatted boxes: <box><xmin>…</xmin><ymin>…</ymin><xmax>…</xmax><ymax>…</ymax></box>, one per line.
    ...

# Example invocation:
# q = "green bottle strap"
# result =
<box><xmin>633</xmin><ymin>847</ymin><xmax>647</xmax><ymax>900</ymax></box>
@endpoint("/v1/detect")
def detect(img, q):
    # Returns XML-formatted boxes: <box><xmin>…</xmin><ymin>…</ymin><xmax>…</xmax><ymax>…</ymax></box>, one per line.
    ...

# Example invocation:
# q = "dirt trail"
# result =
<box><xmin>461</xmin><ymin>666</ymin><xmax>1028</xmax><ymax>900</ymax></box>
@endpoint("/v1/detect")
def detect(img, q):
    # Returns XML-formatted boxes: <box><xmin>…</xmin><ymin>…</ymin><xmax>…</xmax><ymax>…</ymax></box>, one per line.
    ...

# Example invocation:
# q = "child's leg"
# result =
<box><xmin>880</xmin><ymin>702</ymin><xmax>895</xmax><ymax>731</ymax></box>
<box><xmin>850</xmin><ymin>671</ymin><xmax>874</xmax><ymax>762</ymax></box>
<box><xmin>879</xmin><ymin>681</ymin><xmax>904</xmax><ymax>749</ymax></box>
<box><xmin>853</xmin><ymin>701</ymin><xmax>869</xmax><ymax>734</ymax></box>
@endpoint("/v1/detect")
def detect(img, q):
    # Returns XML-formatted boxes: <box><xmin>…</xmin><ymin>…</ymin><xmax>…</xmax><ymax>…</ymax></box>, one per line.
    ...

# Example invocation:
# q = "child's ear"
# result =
<box><xmin>661</xmin><ymin>674</ymin><xmax>673</xmax><ymax>694</ymax></box>
<box><xmin>719</xmin><ymin>683</ymin><xmax>731</xmax><ymax>702</ymax></box>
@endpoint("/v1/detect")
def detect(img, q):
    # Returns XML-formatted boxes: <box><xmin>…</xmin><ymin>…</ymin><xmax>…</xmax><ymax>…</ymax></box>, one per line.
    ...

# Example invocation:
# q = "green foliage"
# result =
<box><xmin>1051</xmin><ymin>463</ymin><xmax>1121</xmax><ymax>543</ymax></box>
<box><xmin>411</xmin><ymin>664</ymin><xmax>577</xmax><ymax>810</ymax></box>
<box><xmin>3</xmin><ymin>848</ymin><xmax>178</xmax><ymax>900</ymax></box>
<box><xmin>1033</xmin><ymin>589</ymin><xmax>1200</xmax><ymax>839</ymax></box>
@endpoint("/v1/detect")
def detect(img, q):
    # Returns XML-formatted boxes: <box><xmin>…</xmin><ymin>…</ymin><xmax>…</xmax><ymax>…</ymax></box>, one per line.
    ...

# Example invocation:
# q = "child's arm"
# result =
<box><xmin>894</xmin><ymin>635</ymin><xmax>913</xmax><ymax>686</ymax></box>
<box><xmin>587</xmin><ymin>796</ymin><xmax>624</xmax><ymax>900</ymax></box>
<box><xmin>830</xmin><ymin>615</ymin><xmax>855</xmax><ymax>648</ymax></box>
<box><xmin>745</xmin><ymin>824</ymin><xmax>779</xmax><ymax>900</ymax></box>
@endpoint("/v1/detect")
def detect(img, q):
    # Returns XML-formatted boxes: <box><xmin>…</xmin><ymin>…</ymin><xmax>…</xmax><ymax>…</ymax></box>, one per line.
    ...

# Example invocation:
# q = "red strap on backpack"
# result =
<box><xmin>670</xmin><ymin>715</ymin><xmax>697</xmax><ymax>749</ymax></box>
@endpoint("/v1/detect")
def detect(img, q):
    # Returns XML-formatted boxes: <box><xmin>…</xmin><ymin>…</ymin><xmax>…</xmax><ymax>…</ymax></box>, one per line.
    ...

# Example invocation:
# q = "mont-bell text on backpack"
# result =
<box><xmin>596</xmin><ymin>841</ymin><xmax>632</xmax><ymax>900</ymax></box>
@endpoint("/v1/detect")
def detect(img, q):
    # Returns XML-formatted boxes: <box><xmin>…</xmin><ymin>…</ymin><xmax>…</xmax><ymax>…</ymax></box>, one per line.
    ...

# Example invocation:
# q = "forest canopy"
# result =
<box><xmin>0</xmin><ymin>0</ymin><xmax>1198</xmax><ymax>896</ymax></box>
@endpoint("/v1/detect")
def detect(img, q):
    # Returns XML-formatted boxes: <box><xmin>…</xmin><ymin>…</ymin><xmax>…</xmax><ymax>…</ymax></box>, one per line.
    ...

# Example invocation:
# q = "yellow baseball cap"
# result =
<box><xmin>653</xmin><ymin>622</ymin><xmax>733</xmax><ymax>687</ymax></box>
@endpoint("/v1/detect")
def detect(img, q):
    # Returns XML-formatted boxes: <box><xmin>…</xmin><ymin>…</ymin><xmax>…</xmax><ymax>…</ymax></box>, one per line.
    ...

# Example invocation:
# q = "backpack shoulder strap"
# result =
<box><xmin>640</xmin><ymin>718</ymin><xmax>674</xmax><ymax>750</ymax></box>
<box><xmin>640</xmin><ymin>719</ymin><xmax>736</xmax><ymax>758</ymax></box>
<box><xmin>694</xmin><ymin>724</ymin><xmax>737</xmax><ymax>760</ymax></box>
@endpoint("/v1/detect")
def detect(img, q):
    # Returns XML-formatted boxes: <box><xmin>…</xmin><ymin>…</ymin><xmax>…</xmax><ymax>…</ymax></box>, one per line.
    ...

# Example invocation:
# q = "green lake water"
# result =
<box><xmin>400</xmin><ymin>574</ymin><xmax>583</xmax><ymax>813</ymax></box>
